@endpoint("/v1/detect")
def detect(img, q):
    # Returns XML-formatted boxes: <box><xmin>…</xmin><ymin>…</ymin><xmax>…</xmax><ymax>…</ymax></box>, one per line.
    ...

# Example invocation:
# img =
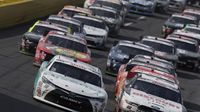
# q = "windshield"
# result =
<box><xmin>169</xmin><ymin>17</ymin><xmax>196</xmax><ymax>25</ymax></box>
<box><xmin>91</xmin><ymin>8</ymin><xmax>116</xmax><ymax>18</ymax></box>
<box><xmin>131</xmin><ymin>80</ymin><xmax>181</xmax><ymax>103</ymax></box>
<box><xmin>185</xmin><ymin>28</ymin><xmax>200</xmax><ymax>34</ymax></box>
<box><xmin>49</xmin><ymin>62</ymin><xmax>101</xmax><ymax>87</ymax></box>
<box><xmin>32</xmin><ymin>25</ymin><xmax>63</xmax><ymax>35</ymax></box>
<box><xmin>95</xmin><ymin>1</ymin><xmax>122</xmax><ymax>10</ymax></box>
<box><xmin>142</xmin><ymin>40</ymin><xmax>174</xmax><ymax>54</ymax></box>
<box><xmin>170</xmin><ymin>39</ymin><xmax>197</xmax><ymax>52</ymax></box>
<box><xmin>74</xmin><ymin>17</ymin><xmax>106</xmax><ymax>29</ymax></box>
<box><xmin>47</xmin><ymin>19</ymin><xmax>81</xmax><ymax>33</ymax></box>
<box><xmin>47</xmin><ymin>36</ymin><xmax>87</xmax><ymax>53</ymax></box>
<box><xmin>61</xmin><ymin>10</ymin><xmax>81</xmax><ymax>17</ymax></box>
<box><xmin>117</xmin><ymin>45</ymin><xmax>153</xmax><ymax>57</ymax></box>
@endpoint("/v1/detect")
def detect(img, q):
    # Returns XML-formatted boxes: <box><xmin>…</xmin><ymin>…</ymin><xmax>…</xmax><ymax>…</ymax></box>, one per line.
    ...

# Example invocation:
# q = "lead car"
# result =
<box><xmin>33</xmin><ymin>55</ymin><xmax>108</xmax><ymax>112</ymax></box>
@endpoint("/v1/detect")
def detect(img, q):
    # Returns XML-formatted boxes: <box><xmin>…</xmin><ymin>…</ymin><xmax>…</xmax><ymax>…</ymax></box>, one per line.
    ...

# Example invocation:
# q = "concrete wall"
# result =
<box><xmin>0</xmin><ymin>0</ymin><xmax>84</xmax><ymax>29</ymax></box>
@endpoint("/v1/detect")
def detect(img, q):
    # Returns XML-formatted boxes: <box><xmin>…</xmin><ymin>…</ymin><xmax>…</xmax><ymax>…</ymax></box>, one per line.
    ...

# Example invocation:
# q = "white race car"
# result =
<box><xmin>33</xmin><ymin>55</ymin><xmax>108</xmax><ymax>112</ymax></box>
<box><xmin>73</xmin><ymin>14</ymin><xmax>109</xmax><ymax>48</ymax></box>
<box><xmin>116</xmin><ymin>72</ymin><xmax>187</xmax><ymax>112</ymax></box>
<box><xmin>173</xmin><ymin>24</ymin><xmax>200</xmax><ymax>44</ymax></box>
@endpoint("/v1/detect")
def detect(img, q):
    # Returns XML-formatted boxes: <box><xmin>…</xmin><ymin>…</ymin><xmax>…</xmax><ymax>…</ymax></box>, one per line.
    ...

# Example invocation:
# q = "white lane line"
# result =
<box><xmin>124</xmin><ymin>22</ymin><xmax>133</xmax><ymax>27</ymax></box>
<box><xmin>137</xmin><ymin>16</ymin><xmax>146</xmax><ymax>20</ymax></box>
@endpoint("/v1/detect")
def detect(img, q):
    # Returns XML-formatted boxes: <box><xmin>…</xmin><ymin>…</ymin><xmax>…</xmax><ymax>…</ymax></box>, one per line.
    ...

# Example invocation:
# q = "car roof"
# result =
<box><xmin>126</xmin><ymin>61</ymin><xmax>172</xmax><ymax>74</ymax></box>
<box><xmin>53</xmin><ymin>55</ymin><xmax>102</xmax><ymax>76</ymax></box>
<box><xmin>131</xmin><ymin>66</ymin><xmax>176</xmax><ymax>84</ymax></box>
<box><xmin>47</xmin><ymin>31</ymin><xmax>86</xmax><ymax>45</ymax></box>
<box><xmin>184</xmin><ymin>9</ymin><xmax>200</xmax><ymax>15</ymax></box>
<box><xmin>167</xmin><ymin>34</ymin><xmax>198</xmax><ymax>45</ymax></box>
<box><xmin>62</xmin><ymin>5</ymin><xmax>92</xmax><ymax>14</ymax></box>
<box><xmin>73</xmin><ymin>14</ymin><xmax>104</xmax><ymax>23</ymax></box>
<box><xmin>172</xmin><ymin>13</ymin><xmax>197</xmax><ymax>20</ymax></box>
<box><xmin>118</xmin><ymin>40</ymin><xmax>154</xmax><ymax>53</ymax></box>
<box><xmin>89</xmin><ymin>5</ymin><xmax>117</xmax><ymax>13</ymax></box>
<box><xmin>142</xmin><ymin>36</ymin><xmax>175</xmax><ymax>47</ymax></box>
<box><xmin>34</xmin><ymin>21</ymin><xmax>67</xmax><ymax>32</ymax></box>
<box><xmin>48</xmin><ymin>15</ymin><xmax>81</xmax><ymax>26</ymax></box>
<box><xmin>131</xmin><ymin>56</ymin><xmax>174</xmax><ymax>69</ymax></box>
<box><xmin>133</xmin><ymin>55</ymin><xmax>174</xmax><ymax>66</ymax></box>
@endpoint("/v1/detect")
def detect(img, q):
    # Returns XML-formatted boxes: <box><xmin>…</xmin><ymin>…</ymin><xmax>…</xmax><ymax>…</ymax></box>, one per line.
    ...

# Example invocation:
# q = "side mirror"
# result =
<box><xmin>40</xmin><ymin>61</ymin><xmax>48</xmax><ymax>69</ymax></box>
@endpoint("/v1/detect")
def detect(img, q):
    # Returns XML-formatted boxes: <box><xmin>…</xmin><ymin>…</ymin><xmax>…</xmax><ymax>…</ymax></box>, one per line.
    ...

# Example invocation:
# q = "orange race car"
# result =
<box><xmin>115</xmin><ymin>65</ymin><xmax>178</xmax><ymax>99</ymax></box>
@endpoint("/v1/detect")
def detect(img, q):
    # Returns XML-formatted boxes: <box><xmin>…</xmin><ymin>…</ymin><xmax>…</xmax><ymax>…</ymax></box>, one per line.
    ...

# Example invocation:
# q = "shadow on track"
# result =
<box><xmin>184</xmin><ymin>101</ymin><xmax>200</xmax><ymax>112</ymax></box>
<box><xmin>0</xmin><ymin>92</ymin><xmax>49</xmax><ymax>112</ymax></box>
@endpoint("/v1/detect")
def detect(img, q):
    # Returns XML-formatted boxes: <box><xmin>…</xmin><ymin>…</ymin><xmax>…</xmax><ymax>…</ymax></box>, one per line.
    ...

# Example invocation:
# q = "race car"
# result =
<box><xmin>89</xmin><ymin>0</ymin><xmax>127</xmax><ymax>26</ymax></box>
<box><xmin>129</xmin><ymin>0</ymin><xmax>157</xmax><ymax>15</ymax></box>
<box><xmin>58</xmin><ymin>5</ymin><xmax>92</xmax><ymax>17</ymax></box>
<box><xmin>89</xmin><ymin>5</ymin><xmax>121</xmax><ymax>36</ymax></box>
<box><xmin>168</xmin><ymin>0</ymin><xmax>187</xmax><ymax>12</ymax></box>
<box><xmin>115</xmin><ymin>70</ymin><xmax>187</xmax><ymax>112</ymax></box>
<box><xmin>19</xmin><ymin>21</ymin><xmax>67</xmax><ymax>55</ymax></box>
<box><xmin>162</xmin><ymin>13</ymin><xmax>198</xmax><ymax>36</ymax></box>
<box><xmin>173</xmin><ymin>24</ymin><xmax>200</xmax><ymax>44</ymax></box>
<box><xmin>73</xmin><ymin>14</ymin><xmax>108</xmax><ymax>48</ymax></box>
<box><xmin>106</xmin><ymin>40</ymin><xmax>154</xmax><ymax>75</ymax></box>
<box><xmin>115</xmin><ymin>65</ymin><xmax>178</xmax><ymax>100</ymax></box>
<box><xmin>33</xmin><ymin>55</ymin><xmax>108</xmax><ymax>112</ymax></box>
<box><xmin>127</xmin><ymin>55</ymin><xmax>177</xmax><ymax>76</ymax></box>
<box><xmin>183</xmin><ymin>9</ymin><xmax>200</xmax><ymax>22</ymax></box>
<box><xmin>46</xmin><ymin>15</ymin><xmax>86</xmax><ymax>37</ymax></box>
<box><xmin>141</xmin><ymin>36</ymin><xmax>178</xmax><ymax>65</ymax></box>
<box><xmin>167</xmin><ymin>34</ymin><xmax>200</xmax><ymax>69</ymax></box>
<box><xmin>33</xmin><ymin>31</ymin><xmax>91</xmax><ymax>66</ymax></box>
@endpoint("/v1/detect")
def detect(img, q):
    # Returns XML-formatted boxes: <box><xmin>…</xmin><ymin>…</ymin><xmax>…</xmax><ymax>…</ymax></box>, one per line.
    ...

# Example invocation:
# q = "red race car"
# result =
<box><xmin>115</xmin><ymin>65</ymin><xmax>178</xmax><ymax>99</ymax></box>
<box><xmin>33</xmin><ymin>31</ymin><xmax>91</xmax><ymax>66</ymax></box>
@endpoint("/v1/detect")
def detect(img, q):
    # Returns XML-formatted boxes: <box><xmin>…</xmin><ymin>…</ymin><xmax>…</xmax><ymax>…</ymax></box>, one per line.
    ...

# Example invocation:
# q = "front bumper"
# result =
<box><xmin>85</xmin><ymin>35</ymin><xmax>105</xmax><ymax>48</ymax></box>
<box><xmin>33</xmin><ymin>81</ymin><xmax>105</xmax><ymax>112</ymax></box>
<box><xmin>19</xmin><ymin>38</ymin><xmax>38</xmax><ymax>55</ymax></box>
<box><xmin>106</xmin><ymin>59</ymin><xmax>123</xmax><ymax>76</ymax></box>
<box><xmin>178</xmin><ymin>56</ymin><xmax>198</xmax><ymax>67</ymax></box>
<box><xmin>118</xmin><ymin>92</ymin><xmax>138</xmax><ymax>112</ymax></box>
<box><xmin>129</xmin><ymin>4</ymin><xmax>154</xmax><ymax>15</ymax></box>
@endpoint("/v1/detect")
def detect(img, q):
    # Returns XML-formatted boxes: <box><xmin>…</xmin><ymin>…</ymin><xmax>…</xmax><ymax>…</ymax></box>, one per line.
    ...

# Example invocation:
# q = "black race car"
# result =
<box><xmin>106</xmin><ymin>40</ymin><xmax>154</xmax><ymax>76</ymax></box>
<box><xmin>19</xmin><ymin>21</ymin><xmax>67</xmax><ymax>55</ymax></box>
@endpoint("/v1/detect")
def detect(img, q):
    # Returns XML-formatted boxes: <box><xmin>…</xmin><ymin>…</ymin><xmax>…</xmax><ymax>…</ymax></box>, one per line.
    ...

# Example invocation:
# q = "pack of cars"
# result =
<box><xmin>18</xmin><ymin>0</ymin><xmax>200</xmax><ymax>111</ymax></box>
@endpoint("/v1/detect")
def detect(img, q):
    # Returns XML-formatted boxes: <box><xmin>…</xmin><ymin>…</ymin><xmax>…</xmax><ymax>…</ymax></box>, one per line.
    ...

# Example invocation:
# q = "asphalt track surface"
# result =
<box><xmin>0</xmin><ymin>10</ymin><xmax>200</xmax><ymax>112</ymax></box>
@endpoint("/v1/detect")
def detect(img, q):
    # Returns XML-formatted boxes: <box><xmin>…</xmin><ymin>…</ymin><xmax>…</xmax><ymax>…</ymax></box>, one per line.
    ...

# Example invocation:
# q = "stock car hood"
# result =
<box><xmin>24</xmin><ymin>32</ymin><xmax>43</xmax><ymax>43</ymax></box>
<box><xmin>165</xmin><ymin>21</ymin><xmax>185</xmax><ymax>29</ymax></box>
<box><xmin>130</xmin><ymin>0</ymin><xmax>155</xmax><ymax>6</ymax></box>
<box><xmin>154</xmin><ymin>51</ymin><xmax>178</xmax><ymax>61</ymax></box>
<box><xmin>177</xmin><ymin>49</ymin><xmax>200</xmax><ymax>59</ymax></box>
<box><xmin>95</xmin><ymin>15</ymin><xmax>116</xmax><ymax>24</ymax></box>
<box><xmin>130</xmin><ymin>89</ymin><xmax>183</xmax><ymax>112</ymax></box>
<box><xmin>44</xmin><ymin>45</ymin><xmax>89</xmax><ymax>61</ymax></box>
<box><xmin>84</xmin><ymin>25</ymin><xmax>107</xmax><ymax>36</ymax></box>
<box><xmin>43</xmin><ymin>71</ymin><xmax>106</xmax><ymax>98</ymax></box>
